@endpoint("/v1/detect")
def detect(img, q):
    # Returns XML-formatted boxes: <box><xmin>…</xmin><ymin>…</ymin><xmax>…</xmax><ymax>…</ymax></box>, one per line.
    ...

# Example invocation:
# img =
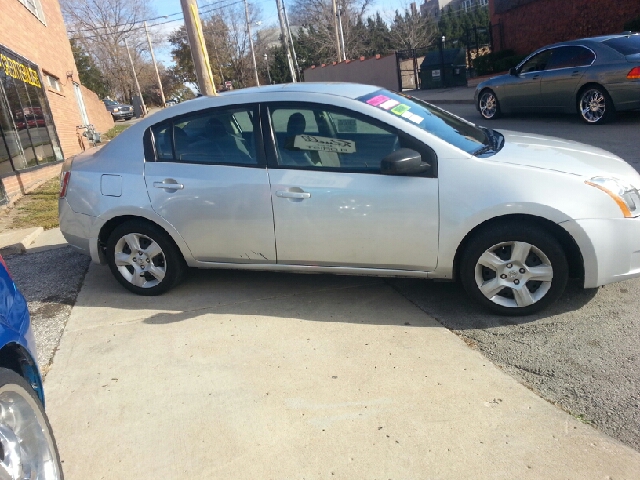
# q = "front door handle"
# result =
<box><xmin>276</xmin><ymin>190</ymin><xmax>311</xmax><ymax>199</ymax></box>
<box><xmin>153</xmin><ymin>180</ymin><xmax>184</xmax><ymax>190</ymax></box>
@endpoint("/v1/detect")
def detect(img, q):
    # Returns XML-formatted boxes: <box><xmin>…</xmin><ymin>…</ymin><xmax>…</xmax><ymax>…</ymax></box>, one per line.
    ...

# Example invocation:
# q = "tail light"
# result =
<box><xmin>0</xmin><ymin>254</ymin><xmax>12</xmax><ymax>279</ymax></box>
<box><xmin>59</xmin><ymin>171</ymin><xmax>71</xmax><ymax>198</ymax></box>
<box><xmin>628</xmin><ymin>67</ymin><xmax>640</xmax><ymax>79</ymax></box>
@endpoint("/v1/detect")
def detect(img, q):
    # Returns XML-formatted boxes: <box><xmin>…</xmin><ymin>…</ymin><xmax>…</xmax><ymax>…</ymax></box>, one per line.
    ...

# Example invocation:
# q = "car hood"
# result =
<box><xmin>488</xmin><ymin>130</ymin><xmax>640</xmax><ymax>184</ymax></box>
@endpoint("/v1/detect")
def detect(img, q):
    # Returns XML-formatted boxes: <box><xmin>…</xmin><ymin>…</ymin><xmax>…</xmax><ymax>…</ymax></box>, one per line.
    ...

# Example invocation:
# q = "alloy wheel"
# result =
<box><xmin>474</xmin><ymin>241</ymin><xmax>554</xmax><ymax>308</ymax></box>
<box><xmin>0</xmin><ymin>387</ymin><xmax>61</xmax><ymax>479</ymax></box>
<box><xmin>479</xmin><ymin>91</ymin><xmax>498</xmax><ymax>119</ymax></box>
<box><xmin>114</xmin><ymin>233</ymin><xmax>166</xmax><ymax>288</ymax></box>
<box><xmin>580</xmin><ymin>89</ymin><xmax>606</xmax><ymax>123</ymax></box>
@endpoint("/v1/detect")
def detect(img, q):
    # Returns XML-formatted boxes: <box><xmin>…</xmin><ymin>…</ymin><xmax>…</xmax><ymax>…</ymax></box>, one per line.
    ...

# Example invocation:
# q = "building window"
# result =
<box><xmin>17</xmin><ymin>0</ymin><xmax>46</xmax><ymax>24</ymax></box>
<box><xmin>45</xmin><ymin>74</ymin><xmax>61</xmax><ymax>92</ymax></box>
<box><xmin>478</xmin><ymin>0</ymin><xmax>488</xmax><ymax>6</ymax></box>
<box><xmin>0</xmin><ymin>45</ymin><xmax>63</xmax><ymax>173</ymax></box>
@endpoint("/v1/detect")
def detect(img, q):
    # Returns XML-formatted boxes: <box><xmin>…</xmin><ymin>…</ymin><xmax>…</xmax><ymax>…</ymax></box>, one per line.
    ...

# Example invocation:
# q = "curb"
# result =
<box><xmin>0</xmin><ymin>227</ymin><xmax>44</xmax><ymax>255</ymax></box>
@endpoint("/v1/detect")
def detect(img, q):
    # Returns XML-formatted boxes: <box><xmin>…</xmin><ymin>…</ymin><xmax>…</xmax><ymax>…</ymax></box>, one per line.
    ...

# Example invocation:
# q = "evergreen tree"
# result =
<box><xmin>70</xmin><ymin>39</ymin><xmax>109</xmax><ymax>98</ymax></box>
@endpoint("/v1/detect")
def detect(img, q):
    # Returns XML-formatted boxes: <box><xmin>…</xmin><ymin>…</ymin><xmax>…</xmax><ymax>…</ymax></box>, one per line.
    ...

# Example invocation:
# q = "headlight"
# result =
<box><xmin>113</xmin><ymin>108</ymin><xmax>119</xmax><ymax>112</ymax></box>
<box><xmin>585</xmin><ymin>176</ymin><xmax>640</xmax><ymax>218</ymax></box>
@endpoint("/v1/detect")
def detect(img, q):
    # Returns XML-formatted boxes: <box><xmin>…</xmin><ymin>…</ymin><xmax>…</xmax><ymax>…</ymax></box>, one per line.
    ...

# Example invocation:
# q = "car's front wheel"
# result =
<box><xmin>106</xmin><ymin>220</ymin><xmax>185</xmax><ymax>296</ymax></box>
<box><xmin>478</xmin><ymin>89</ymin><xmax>501</xmax><ymax>120</ymax></box>
<box><xmin>460</xmin><ymin>223</ymin><xmax>568</xmax><ymax>315</ymax></box>
<box><xmin>578</xmin><ymin>86</ymin><xmax>614</xmax><ymax>124</ymax></box>
<box><xmin>0</xmin><ymin>367</ymin><xmax>63</xmax><ymax>479</ymax></box>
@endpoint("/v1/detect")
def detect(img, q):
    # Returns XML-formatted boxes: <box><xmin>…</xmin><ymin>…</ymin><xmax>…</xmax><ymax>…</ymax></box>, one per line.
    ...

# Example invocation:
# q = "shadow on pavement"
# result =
<box><xmin>387</xmin><ymin>278</ymin><xmax>598</xmax><ymax>330</ymax></box>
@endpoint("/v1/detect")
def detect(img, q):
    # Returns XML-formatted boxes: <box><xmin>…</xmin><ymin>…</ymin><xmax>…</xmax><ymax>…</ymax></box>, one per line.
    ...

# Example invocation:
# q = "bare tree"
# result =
<box><xmin>61</xmin><ymin>0</ymin><xmax>160</xmax><ymax>101</ymax></box>
<box><xmin>289</xmin><ymin>0</ymin><xmax>373</xmax><ymax>62</ymax></box>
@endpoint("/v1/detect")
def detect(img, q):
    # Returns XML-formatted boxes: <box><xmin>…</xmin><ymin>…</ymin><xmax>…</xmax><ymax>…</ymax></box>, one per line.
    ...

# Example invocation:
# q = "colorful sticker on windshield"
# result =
<box><xmin>366</xmin><ymin>95</ymin><xmax>389</xmax><ymax>107</ymax></box>
<box><xmin>390</xmin><ymin>104</ymin><xmax>410</xmax><ymax>116</ymax></box>
<box><xmin>379</xmin><ymin>99</ymin><xmax>399</xmax><ymax>110</ymax></box>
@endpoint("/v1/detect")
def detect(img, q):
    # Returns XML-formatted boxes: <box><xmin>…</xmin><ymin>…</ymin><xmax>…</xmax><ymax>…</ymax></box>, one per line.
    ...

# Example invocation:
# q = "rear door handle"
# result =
<box><xmin>276</xmin><ymin>190</ymin><xmax>311</xmax><ymax>199</ymax></box>
<box><xmin>153</xmin><ymin>180</ymin><xmax>184</xmax><ymax>190</ymax></box>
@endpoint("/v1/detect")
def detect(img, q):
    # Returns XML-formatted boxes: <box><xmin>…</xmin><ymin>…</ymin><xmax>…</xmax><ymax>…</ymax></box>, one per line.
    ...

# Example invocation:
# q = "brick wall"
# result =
<box><xmin>2</xmin><ymin>161</ymin><xmax>61</xmax><ymax>205</ymax></box>
<box><xmin>490</xmin><ymin>0</ymin><xmax>640</xmax><ymax>55</ymax></box>
<box><xmin>0</xmin><ymin>0</ymin><xmax>113</xmax><ymax>160</ymax></box>
<box><xmin>80</xmin><ymin>84</ymin><xmax>114</xmax><ymax>135</ymax></box>
<box><xmin>0</xmin><ymin>0</ymin><xmax>114</xmax><ymax>205</ymax></box>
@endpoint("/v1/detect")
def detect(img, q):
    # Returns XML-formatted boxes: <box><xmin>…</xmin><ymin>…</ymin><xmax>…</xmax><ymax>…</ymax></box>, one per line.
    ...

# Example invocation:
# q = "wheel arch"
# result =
<box><xmin>98</xmin><ymin>215</ymin><xmax>192</xmax><ymax>265</ymax></box>
<box><xmin>452</xmin><ymin>213</ymin><xmax>584</xmax><ymax>283</ymax></box>
<box><xmin>0</xmin><ymin>343</ymin><xmax>44</xmax><ymax>405</ymax></box>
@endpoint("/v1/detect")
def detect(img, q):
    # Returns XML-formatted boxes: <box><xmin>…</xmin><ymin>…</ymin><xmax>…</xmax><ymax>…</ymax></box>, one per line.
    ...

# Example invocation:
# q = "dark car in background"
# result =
<box><xmin>0</xmin><ymin>254</ymin><xmax>63</xmax><ymax>478</ymax></box>
<box><xmin>103</xmin><ymin>99</ymin><xmax>134</xmax><ymax>121</ymax></box>
<box><xmin>475</xmin><ymin>33</ymin><xmax>640</xmax><ymax>124</ymax></box>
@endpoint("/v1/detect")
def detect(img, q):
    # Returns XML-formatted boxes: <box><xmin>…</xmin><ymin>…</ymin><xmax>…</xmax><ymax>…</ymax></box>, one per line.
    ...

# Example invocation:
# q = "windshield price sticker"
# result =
<box><xmin>391</xmin><ymin>104</ymin><xmax>411</xmax><ymax>116</ymax></box>
<box><xmin>365</xmin><ymin>93</ymin><xmax>424</xmax><ymax>124</ymax></box>
<box><xmin>294</xmin><ymin>135</ymin><xmax>356</xmax><ymax>154</ymax></box>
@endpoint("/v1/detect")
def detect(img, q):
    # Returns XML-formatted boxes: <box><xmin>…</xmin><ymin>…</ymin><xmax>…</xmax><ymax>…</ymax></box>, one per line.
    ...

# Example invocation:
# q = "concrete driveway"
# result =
<box><xmin>45</xmin><ymin>266</ymin><xmax>640</xmax><ymax>479</ymax></box>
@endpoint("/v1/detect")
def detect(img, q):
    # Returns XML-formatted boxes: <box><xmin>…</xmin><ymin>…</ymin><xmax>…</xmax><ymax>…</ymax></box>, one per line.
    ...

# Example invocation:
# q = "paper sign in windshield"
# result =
<box><xmin>391</xmin><ymin>104</ymin><xmax>411</xmax><ymax>116</ymax></box>
<box><xmin>293</xmin><ymin>135</ymin><xmax>356</xmax><ymax>154</ymax></box>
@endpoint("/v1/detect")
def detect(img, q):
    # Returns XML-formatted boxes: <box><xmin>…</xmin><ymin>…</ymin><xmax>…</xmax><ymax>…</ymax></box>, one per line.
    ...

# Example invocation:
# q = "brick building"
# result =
<box><xmin>0</xmin><ymin>0</ymin><xmax>113</xmax><ymax>205</ymax></box>
<box><xmin>490</xmin><ymin>0</ymin><xmax>640</xmax><ymax>55</ymax></box>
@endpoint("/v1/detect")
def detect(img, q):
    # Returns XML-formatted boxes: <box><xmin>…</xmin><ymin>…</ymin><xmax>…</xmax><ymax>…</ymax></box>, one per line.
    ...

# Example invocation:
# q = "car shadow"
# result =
<box><xmin>387</xmin><ymin>278</ymin><xmax>598</xmax><ymax>330</ymax></box>
<box><xmin>99</xmin><ymin>267</ymin><xmax>599</xmax><ymax>329</ymax></box>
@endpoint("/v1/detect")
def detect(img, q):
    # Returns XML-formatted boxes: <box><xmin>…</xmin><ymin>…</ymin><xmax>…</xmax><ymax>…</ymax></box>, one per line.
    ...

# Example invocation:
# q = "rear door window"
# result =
<box><xmin>547</xmin><ymin>46</ymin><xmax>595</xmax><ymax>69</ymax></box>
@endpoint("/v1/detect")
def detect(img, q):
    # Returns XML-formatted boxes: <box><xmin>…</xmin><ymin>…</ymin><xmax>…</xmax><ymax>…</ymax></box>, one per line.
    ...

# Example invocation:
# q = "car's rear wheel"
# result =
<box><xmin>106</xmin><ymin>220</ymin><xmax>185</xmax><ymax>296</ymax></box>
<box><xmin>478</xmin><ymin>89</ymin><xmax>501</xmax><ymax>120</ymax></box>
<box><xmin>0</xmin><ymin>367</ymin><xmax>63</xmax><ymax>479</ymax></box>
<box><xmin>460</xmin><ymin>223</ymin><xmax>568</xmax><ymax>315</ymax></box>
<box><xmin>578</xmin><ymin>86</ymin><xmax>614</xmax><ymax>124</ymax></box>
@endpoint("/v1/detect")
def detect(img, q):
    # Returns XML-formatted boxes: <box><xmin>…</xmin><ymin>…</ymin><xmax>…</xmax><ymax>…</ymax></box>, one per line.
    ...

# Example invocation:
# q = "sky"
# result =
<box><xmin>149</xmin><ymin>0</ymin><xmax>410</xmax><ymax>67</ymax></box>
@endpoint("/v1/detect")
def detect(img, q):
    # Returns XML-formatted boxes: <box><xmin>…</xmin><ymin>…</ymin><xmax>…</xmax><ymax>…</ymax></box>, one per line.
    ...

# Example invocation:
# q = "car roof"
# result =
<box><xmin>217</xmin><ymin>82</ymin><xmax>380</xmax><ymax>100</ymax></box>
<box><xmin>547</xmin><ymin>33</ymin><xmax>638</xmax><ymax>48</ymax></box>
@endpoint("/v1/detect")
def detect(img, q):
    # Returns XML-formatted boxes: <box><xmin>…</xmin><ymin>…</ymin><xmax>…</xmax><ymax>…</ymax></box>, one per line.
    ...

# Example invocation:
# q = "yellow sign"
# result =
<box><xmin>0</xmin><ymin>53</ymin><xmax>41</xmax><ymax>88</ymax></box>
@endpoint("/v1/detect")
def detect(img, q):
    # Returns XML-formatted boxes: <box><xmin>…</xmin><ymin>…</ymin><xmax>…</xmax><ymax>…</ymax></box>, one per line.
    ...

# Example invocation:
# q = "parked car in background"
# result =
<box><xmin>60</xmin><ymin>83</ymin><xmax>640</xmax><ymax>315</ymax></box>
<box><xmin>103</xmin><ymin>99</ymin><xmax>134</xmax><ymax>121</ymax></box>
<box><xmin>0</xmin><ymin>254</ymin><xmax>63</xmax><ymax>478</ymax></box>
<box><xmin>165</xmin><ymin>99</ymin><xmax>178</xmax><ymax>107</ymax></box>
<box><xmin>476</xmin><ymin>33</ymin><xmax>640</xmax><ymax>124</ymax></box>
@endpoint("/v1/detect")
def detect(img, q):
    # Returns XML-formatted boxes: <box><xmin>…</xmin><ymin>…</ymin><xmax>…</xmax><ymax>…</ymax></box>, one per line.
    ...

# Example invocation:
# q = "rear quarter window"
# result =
<box><xmin>602</xmin><ymin>36</ymin><xmax>640</xmax><ymax>55</ymax></box>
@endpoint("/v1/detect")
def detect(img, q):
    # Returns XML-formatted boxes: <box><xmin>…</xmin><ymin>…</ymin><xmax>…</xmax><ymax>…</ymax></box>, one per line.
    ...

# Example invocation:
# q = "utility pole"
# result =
<box><xmin>282</xmin><ymin>0</ymin><xmax>301</xmax><ymax>80</ymax></box>
<box><xmin>180</xmin><ymin>0</ymin><xmax>217</xmax><ymax>95</ymax></box>
<box><xmin>243</xmin><ymin>0</ymin><xmax>260</xmax><ymax>86</ymax></box>
<box><xmin>144</xmin><ymin>21</ymin><xmax>166</xmax><ymax>107</ymax></box>
<box><xmin>336</xmin><ymin>6</ymin><xmax>346</xmax><ymax>61</ymax></box>
<box><xmin>331</xmin><ymin>0</ymin><xmax>342</xmax><ymax>62</ymax></box>
<box><xmin>275</xmin><ymin>0</ymin><xmax>297</xmax><ymax>81</ymax></box>
<box><xmin>124</xmin><ymin>38</ymin><xmax>146</xmax><ymax>115</ymax></box>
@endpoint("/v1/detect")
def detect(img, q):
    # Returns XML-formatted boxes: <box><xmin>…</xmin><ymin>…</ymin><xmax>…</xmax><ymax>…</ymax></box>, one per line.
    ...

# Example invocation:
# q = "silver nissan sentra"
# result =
<box><xmin>59</xmin><ymin>83</ymin><xmax>640</xmax><ymax>315</ymax></box>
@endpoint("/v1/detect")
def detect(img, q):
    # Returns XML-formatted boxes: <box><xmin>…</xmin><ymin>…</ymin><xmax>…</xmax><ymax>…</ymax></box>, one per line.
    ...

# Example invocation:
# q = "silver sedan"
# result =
<box><xmin>59</xmin><ymin>83</ymin><xmax>640</xmax><ymax>315</ymax></box>
<box><xmin>475</xmin><ymin>33</ymin><xmax>640</xmax><ymax>124</ymax></box>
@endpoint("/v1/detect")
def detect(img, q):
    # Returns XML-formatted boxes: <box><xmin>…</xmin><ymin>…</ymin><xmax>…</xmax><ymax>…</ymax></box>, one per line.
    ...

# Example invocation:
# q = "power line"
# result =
<box><xmin>67</xmin><ymin>0</ymin><xmax>245</xmax><ymax>36</ymax></box>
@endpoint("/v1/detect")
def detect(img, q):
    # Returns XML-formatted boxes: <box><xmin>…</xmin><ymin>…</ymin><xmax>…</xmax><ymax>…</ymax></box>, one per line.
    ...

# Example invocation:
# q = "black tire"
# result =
<box><xmin>577</xmin><ymin>86</ymin><xmax>615</xmax><ymax>125</ymax></box>
<box><xmin>478</xmin><ymin>88</ymin><xmax>501</xmax><ymax>120</ymax></box>
<box><xmin>0</xmin><ymin>367</ymin><xmax>64</xmax><ymax>479</ymax></box>
<box><xmin>460</xmin><ymin>222</ymin><xmax>568</xmax><ymax>316</ymax></box>
<box><xmin>106</xmin><ymin>220</ymin><xmax>186</xmax><ymax>296</ymax></box>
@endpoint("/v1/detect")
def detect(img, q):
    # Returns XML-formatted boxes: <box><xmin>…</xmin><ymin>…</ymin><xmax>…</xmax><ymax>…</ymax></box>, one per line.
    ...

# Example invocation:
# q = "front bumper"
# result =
<box><xmin>561</xmin><ymin>217</ymin><xmax>640</xmax><ymax>288</ymax></box>
<box><xmin>111</xmin><ymin>110</ymin><xmax>133</xmax><ymax>119</ymax></box>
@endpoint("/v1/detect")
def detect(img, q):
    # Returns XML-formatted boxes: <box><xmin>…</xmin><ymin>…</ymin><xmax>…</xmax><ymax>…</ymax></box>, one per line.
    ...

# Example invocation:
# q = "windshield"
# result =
<box><xmin>103</xmin><ymin>99</ymin><xmax>118</xmax><ymax>106</ymax></box>
<box><xmin>602</xmin><ymin>36</ymin><xmax>640</xmax><ymax>55</ymax></box>
<box><xmin>357</xmin><ymin>89</ymin><xmax>489</xmax><ymax>154</ymax></box>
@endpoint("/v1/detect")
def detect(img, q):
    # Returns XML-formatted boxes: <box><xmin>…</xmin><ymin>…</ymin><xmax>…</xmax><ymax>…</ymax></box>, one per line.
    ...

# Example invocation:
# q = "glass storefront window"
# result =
<box><xmin>0</xmin><ymin>44</ymin><xmax>63</xmax><ymax>173</ymax></box>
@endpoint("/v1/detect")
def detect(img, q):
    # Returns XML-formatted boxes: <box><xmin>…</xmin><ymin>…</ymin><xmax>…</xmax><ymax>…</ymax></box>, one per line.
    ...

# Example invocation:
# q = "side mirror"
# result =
<box><xmin>380</xmin><ymin>148</ymin><xmax>430</xmax><ymax>176</ymax></box>
<box><xmin>509</xmin><ymin>67</ymin><xmax>518</xmax><ymax>76</ymax></box>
